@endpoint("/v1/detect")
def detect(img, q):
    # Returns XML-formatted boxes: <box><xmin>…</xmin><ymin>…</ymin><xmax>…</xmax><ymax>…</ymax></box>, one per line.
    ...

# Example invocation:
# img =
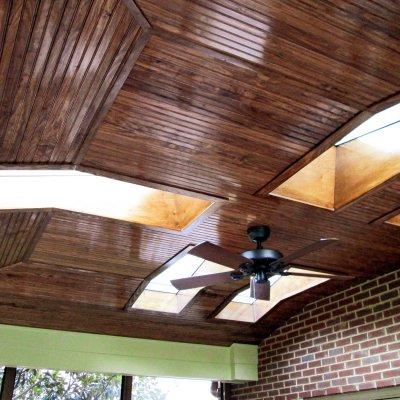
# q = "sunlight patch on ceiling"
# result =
<box><xmin>0</xmin><ymin>169</ymin><xmax>213</xmax><ymax>231</ymax></box>
<box><xmin>131</xmin><ymin>250</ymin><xmax>232</xmax><ymax>313</ymax></box>
<box><xmin>215</xmin><ymin>268</ymin><xmax>329</xmax><ymax>323</ymax></box>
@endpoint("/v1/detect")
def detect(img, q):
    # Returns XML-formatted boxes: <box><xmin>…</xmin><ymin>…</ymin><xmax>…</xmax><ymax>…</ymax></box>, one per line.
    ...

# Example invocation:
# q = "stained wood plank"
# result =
<box><xmin>0</xmin><ymin>0</ymin><xmax>150</xmax><ymax>163</ymax></box>
<box><xmin>0</xmin><ymin>211</ymin><xmax>50</xmax><ymax>268</ymax></box>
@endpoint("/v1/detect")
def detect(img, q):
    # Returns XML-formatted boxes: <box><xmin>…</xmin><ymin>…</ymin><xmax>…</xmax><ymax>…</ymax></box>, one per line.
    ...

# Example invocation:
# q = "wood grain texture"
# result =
<box><xmin>334</xmin><ymin>136</ymin><xmax>400</xmax><ymax>210</ymax></box>
<box><xmin>0</xmin><ymin>0</ymin><xmax>149</xmax><ymax>163</ymax></box>
<box><xmin>0</xmin><ymin>261</ymin><xmax>142</xmax><ymax>308</ymax></box>
<box><xmin>0</xmin><ymin>211</ymin><xmax>50</xmax><ymax>268</ymax></box>
<box><xmin>0</xmin><ymin>0</ymin><xmax>400</xmax><ymax>346</ymax></box>
<box><xmin>271</xmin><ymin>147</ymin><xmax>336</xmax><ymax>210</ymax></box>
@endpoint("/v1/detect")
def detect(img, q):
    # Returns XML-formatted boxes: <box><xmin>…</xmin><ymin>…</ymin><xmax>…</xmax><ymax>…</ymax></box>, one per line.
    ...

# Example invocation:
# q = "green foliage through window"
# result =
<box><xmin>132</xmin><ymin>376</ymin><xmax>166</xmax><ymax>400</ymax></box>
<box><xmin>13</xmin><ymin>369</ymin><xmax>122</xmax><ymax>400</ymax></box>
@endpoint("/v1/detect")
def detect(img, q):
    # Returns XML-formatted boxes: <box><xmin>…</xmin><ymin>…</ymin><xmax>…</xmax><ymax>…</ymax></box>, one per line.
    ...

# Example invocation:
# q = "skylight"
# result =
<box><xmin>0</xmin><ymin>169</ymin><xmax>214</xmax><ymax>231</ymax></box>
<box><xmin>131</xmin><ymin>250</ymin><xmax>232</xmax><ymax>313</ymax></box>
<box><xmin>216</xmin><ymin>268</ymin><xmax>329</xmax><ymax>323</ymax></box>
<box><xmin>335</xmin><ymin>102</ymin><xmax>400</xmax><ymax>146</ymax></box>
<box><xmin>271</xmin><ymin>102</ymin><xmax>400</xmax><ymax>211</ymax></box>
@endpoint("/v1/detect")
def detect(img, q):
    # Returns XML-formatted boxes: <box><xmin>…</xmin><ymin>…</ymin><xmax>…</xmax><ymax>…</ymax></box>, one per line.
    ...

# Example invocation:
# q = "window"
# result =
<box><xmin>131</xmin><ymin>248</ymin><xmax>231</xmax><ymax>313</ymax></box>
<box><xmin>216</xmin><ymin>268</ymin><xmax>329</xmax><ymax>323</ymax></box>
<box><xmin>270</xmin><ymin>102</ymin><xmax>400</xmax><ymax>211</ymax></box>
<box><xmin>0</xmin><ymin>170</ymin><xmax>214</xmax><ymax>231</ymax></box>
<box><xmin>0</xmin><ymin>366</ymin><xmax>216</xmax><ymax>400</ymax></box>
<box><xmin>132</xmin><ymin>377</ymin><xmax>215</xmax><ymax>400</ymax></box>
<box><xmin>12</xmin><ymin>368</ymin><xmax>122</xmax><ymax>400</ymax></box>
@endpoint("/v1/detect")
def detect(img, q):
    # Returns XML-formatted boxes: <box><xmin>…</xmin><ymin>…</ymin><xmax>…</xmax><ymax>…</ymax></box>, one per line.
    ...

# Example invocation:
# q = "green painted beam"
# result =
<box><xmin>0</xmin><ymin>324</ymin><xmax>257</xmax><ymax>382</ymax></box>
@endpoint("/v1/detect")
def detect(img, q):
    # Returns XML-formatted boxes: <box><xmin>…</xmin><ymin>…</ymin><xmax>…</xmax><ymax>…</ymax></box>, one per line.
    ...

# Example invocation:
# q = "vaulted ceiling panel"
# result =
<box><xmin>83</xmin><ymin>0</ymin><xmax>400</xmax><ymax>197</ymax></box>
<box><xmin>0</xmin><ymin>211</ymin><xmax>50</xmax><ymax>268</ymax></box>
<box><xmin>0</xmin><ymin>261</ymin><xmax>141</xmax><ymax>308</ymax></box>
<box><xmin>135</xmin><ymin>0</ymin><xmax>400</xmax><ymax>103</ymax></box>
<box><xmin>0</xmin><ymin>0</ymin><xmax>149</xmax><ymax>163</ymax></box>
<box><xmin>82</xmin><ymin>33</ymin><xmax>353</xmax><ymax>196</ymax></box>
<box><xmin>30</xmin><ymin>209</ymin><xmax>190</xmax><ymax>277</ymax></box>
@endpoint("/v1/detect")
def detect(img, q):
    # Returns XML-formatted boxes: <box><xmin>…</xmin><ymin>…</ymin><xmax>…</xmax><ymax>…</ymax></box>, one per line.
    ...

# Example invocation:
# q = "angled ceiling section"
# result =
<box><xmin>0</xmin><ymin>211</ymin><xmax>50</xmax><ymax>268</ymax></box>
<box><xmin>268</xmin><ymin>100</ymin><xmax>400</xmax><ymax>211</ymax></box>
<box><xmin>0</xmin><ymin>0</ymin><xmax>149</xmax><ymax>164</ymax></box>
<box><xmin>0</xmin><ymin>168</ymin><xmax>219</xmax><ymax>232</ymax></box>
<box><xmin>81</xmin><ymin>1</ymin><xmax>400</xmax><ymax>198</ymax></box>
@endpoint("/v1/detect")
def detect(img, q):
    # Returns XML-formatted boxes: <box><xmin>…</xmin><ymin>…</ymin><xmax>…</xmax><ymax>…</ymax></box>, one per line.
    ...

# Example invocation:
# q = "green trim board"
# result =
<box><xmin>310</xmin><ymin>386</ymin><xmax>400</xmax><ymax>400</ymax></box>
<box><xmin>0</xmin><ymin>324</ymin><xmax>257</xmax><ymax>382</ymax></box>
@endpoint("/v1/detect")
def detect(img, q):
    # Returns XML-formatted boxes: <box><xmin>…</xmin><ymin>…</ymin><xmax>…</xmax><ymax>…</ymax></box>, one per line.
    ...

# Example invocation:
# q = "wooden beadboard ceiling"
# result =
<box><xmin>0</xmin><ymin>0</ymin><xmax>400</xmax><ymax>345</ymax></box>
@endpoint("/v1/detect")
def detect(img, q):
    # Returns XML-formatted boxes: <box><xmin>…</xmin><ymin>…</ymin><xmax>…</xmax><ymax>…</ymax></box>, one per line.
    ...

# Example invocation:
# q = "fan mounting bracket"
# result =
<box><xmin>247</xmin><ymin>225</ymin><xmax>270</xmax><ymax>247</ymax></box>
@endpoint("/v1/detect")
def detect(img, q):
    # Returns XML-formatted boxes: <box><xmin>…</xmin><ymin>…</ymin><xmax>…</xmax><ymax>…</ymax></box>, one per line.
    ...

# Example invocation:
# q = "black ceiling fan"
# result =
<box><xmin>171</xmin><ymin>225</ymin><xmax>353</xmax><ymax>301</ymax></box>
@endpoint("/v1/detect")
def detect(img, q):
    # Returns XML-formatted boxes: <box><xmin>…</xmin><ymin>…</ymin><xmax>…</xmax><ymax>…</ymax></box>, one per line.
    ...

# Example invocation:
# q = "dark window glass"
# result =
<box><xmin>12</xmin><ymin>368</ymin><xmax>121</xmax><ymax>400</ymax></box>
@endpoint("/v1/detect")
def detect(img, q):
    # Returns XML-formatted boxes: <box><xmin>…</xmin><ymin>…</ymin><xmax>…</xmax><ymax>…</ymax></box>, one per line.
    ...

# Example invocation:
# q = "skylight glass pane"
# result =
<box><xmin>0</xmin><ymin>170</ymin><xmax>212</xmax><ymax>231</ymax></box>
<box><xmin>132</xmin><ymin>253</ymin><xmax>232</xmax><ymax>313</ymax></box>
<box><xmin>147</xmin><ymin>253</ymin><xmax>200</xmax><ymax>294</ymax></box>
<box><xmin>355</xmin><ymin>122</ymin><xmax>400</xmax><ymax>153</ymax></box>
<box><xmin>216</xmin><ymin>268</ymin><xmax>329</xmax><ymax>323</ymax></box>
<box><xmin>336</xmin><ymin>102</ymin><xmax>400</xmax><ymax>146</ymax></box>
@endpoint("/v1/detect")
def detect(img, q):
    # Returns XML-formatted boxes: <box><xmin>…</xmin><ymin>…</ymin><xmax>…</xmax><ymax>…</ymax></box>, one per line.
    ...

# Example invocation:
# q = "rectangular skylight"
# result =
<box><xmin>0</xmin><ymin>169</ymin><xmax>214</xmax><ymax>231</ymax></box>
<box><xmin>335</xmin><ymin>102</ymin><xmax>400</xmax><ymax>146</ymax></box>
<box><xmin>216</xmin><ymin>268</ymin><xmax>329</xmax><ymax>323</ymax></box>
<box><xmin>131</xmin><ymin>252</ymin><xmax>232</xmax><ymax>313</ymax></box>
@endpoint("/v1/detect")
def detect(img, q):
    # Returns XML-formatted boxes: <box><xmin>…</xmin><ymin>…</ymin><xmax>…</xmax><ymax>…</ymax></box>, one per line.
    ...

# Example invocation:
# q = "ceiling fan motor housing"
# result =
<box><xmin>240</xmin><ymin>248</ymin><xmax>283</xmax><ymax>275</ymax></box>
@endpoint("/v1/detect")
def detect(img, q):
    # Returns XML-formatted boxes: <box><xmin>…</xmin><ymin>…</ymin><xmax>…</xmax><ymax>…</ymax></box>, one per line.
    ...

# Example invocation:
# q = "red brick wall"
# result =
<box><xmin>231</xmin><ymin>269</ymin><xmax>400</xmax><ymax>400</ymax></box>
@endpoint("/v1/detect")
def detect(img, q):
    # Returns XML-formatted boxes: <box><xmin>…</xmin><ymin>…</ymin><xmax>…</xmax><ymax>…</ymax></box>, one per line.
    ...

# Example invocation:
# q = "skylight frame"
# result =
<box><xmin>269</xmin><ymin>99</ymin><xmax>400</xmax><ymax>211</ymax></box>
<box><xmin>126</xmin><ymin>245</ymin><xmax>233</xmax><ymax>314</ymax></box>
<box><xmin>0</xmin><ymin>165</ymin><xmax>224</xmax><ymax>233</ymax></box>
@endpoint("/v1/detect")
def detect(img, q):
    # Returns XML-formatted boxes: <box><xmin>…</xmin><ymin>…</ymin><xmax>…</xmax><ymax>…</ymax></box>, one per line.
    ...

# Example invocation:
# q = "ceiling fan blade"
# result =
<box><xmin>171</xmin><ymin>271</ymin><xmax>235</xmax><ymax>290</ymax></box>
<box><xmin>250</xmin><ymin>277</ymin><xmax>270</xmax><ymax>301</ymax></box>
<box><xmin>270</xmin><ymin>238</ymin><xmax>339</xmax><ymax>267</ymax></box>
<box><xmin>189</xmin><ymin>241</ymin><xmax>252</xmax><ymax>269</ymax></box>
<box><xmin>287</xmin><ymin>263</ymin><xmax>349</xmax><ymax>275</ymax></box>
<box><xmin>283</xmin><ymin>271</ymin><xmax>353</xmax><ymax>280</ymax></box>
